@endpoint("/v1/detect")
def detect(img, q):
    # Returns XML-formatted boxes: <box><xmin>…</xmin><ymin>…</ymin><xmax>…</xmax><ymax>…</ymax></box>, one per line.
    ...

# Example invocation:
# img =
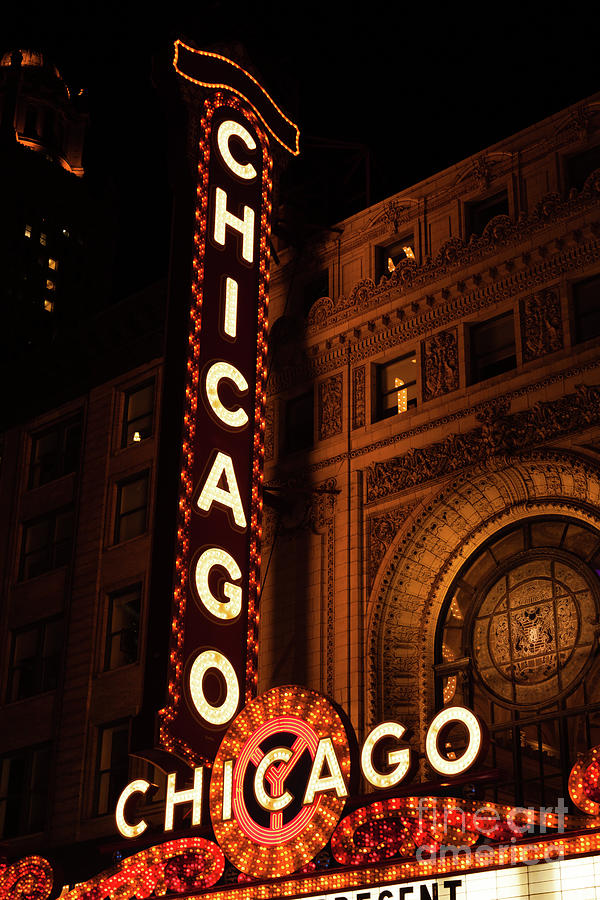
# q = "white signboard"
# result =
<box><xmin>308</xmin><ymin>856</ymin><xmax>600</xmax><ymax>900</ymax></box>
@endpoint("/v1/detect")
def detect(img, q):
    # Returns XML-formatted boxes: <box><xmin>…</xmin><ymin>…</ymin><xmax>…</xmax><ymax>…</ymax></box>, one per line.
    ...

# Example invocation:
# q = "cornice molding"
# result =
<box><xmin>307</xmin><ymin>172</ymin><xmax>600</xmax><ymax>334</ymax></box>
<box><xmin>366</xmin><ymin>381</ymin><xmax>600</xmax><ymax>502</ymax></box>
<box><xmin>266</xmin><ymin>221</ymin><xmax>600</xmax><ymax>396</ymax></box>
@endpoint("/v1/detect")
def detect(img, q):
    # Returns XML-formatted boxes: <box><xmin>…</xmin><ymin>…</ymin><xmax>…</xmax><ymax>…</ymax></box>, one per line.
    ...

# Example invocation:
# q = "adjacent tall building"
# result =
<box><xmin>0</xmin><ymin>48</ymin><xmax>113</xmax><ymax>364</ymax></box>
<box><xmin>1</xmin><ymin>62</ymin><xmax>600</xmax><ymax>891</ymax></box>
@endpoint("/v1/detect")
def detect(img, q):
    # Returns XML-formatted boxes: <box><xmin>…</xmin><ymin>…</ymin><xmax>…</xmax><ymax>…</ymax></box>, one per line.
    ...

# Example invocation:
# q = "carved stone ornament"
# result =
<box><xmin>368</xmin><ymin>506</ymin><xmax>416</xmax><ymax>588</ymax></box>
<box><xmin>263</xmin><ymin>476</ymin><xmax>339</xmax><ymax>538</ymax></box>
<box><xmin>318</xmin><ymin>373</ymin><xmax>343</xmax><ymax>440</ymax></box>
<box><xmin>381</xmin><ymin>200</ymin><xmax>410</xmax><ymax>232</ymax></box>
<box><xmin>472</xmin><ymin>156</ymin><xmax>492</xmax><ymax>190</ymax></box>
<box><xmin>564</xmin><ymin>105</ymin><xmax>593</xmax><ymax>143</ymax></box>
<box><xmin>352</xmin><ymin>365</ymin><xmax>366</xmax><ymax>429</ymax></box>
<box><xmin>421</xmin><ymin>328</ymin><xmax>459</xmax><ymax>401</ymax></box>
<box><xmin>520</xmin><ymin>289</ymin><xmax>564</xmax><ymax>362</ymax></box>
<box><xmin>366</xmin><ymin>382</ymin><xmax>600</xmax><ymax>501</ymax></box>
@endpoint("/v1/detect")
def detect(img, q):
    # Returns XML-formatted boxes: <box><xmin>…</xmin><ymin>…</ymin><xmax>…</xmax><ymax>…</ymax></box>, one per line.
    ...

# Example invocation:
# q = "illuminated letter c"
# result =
<box><xmin>217</xmin><ymin>120</ymin><xmax>258</xmax><ymax>180</ymax></box>
<box><xmin>115</xmin><ymin>779</ymin><xmax>150</xmax><ymax>838</ymax></box>
<box><xmin>205</xmin><ymin>361</ymin><xmax>249</xmax><ymax>429</ymax></box>
<box><xmin>254</xmin><ymin>747</ymin><xmax>294</xmax><ymax>812</ymax></box>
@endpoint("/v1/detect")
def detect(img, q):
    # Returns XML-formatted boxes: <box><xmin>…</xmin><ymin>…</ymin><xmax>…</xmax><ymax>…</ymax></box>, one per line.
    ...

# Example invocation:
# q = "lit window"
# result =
<box><xmin>62</xmin><ymin>227</ymin><xmax>69</xmax><ymax>237</ymax></box>
<box><xmin>29</xmin><ymin>417</ymin><xmax>82</xmax><ymax>489</ymax></box>
<box><xmin>375</xmin><ymin>353</ymin><xmax>417</xmax><ymax>421</ymax></box>
<box><xmin>7</xmin><ymin>619</ymin><xmax>63</xmax><ymax>702</ymax></box>
<box><xmin>377</xmin><ymin>236</ymin><xmax>415</xmax><ymax>279</ymax></box>
<box><xmin>39</xmin><ymin>233</ymin><xmax>47</xmax><ymax>246</ymax></box>
<box><xmin>95</xmin><ymin>722</ymin><xmax>130</xmax><ymax>816</ymax></box>
<box><xmin>0</xmin><ymin>745</ymin><xmax>51</xmax><ymax>838</ymax></box>
<box><xmin>20</xmin><ymin>508</ymin><xmax>74</xmax><ymax>580</ymax></box>
<box><xmin>114</xmin><ymin>473</ymin><xmax>149</xmax><ymax>543</ymax></box>
<box><xmin>122</xmin><ymin>381</ymin><xmax>154</xmax><ymax>447</ymax></box>
<box><xmin>572</xmin><ymin>275</ymin><xmax>600</xmax><ymax>344</ymax></box>
<box><xmin>469</xmin><ymin>311</ymin><xmax>516</xmax><ymax>384</ymax></box>
<box><xmin>104</xmin><ymin>585</ymin><xmax>141</xmax><ymax>670</ymax></box>
<box><xmin>48</xmin><ymin>258</ymin><xmax>57</xmax><ymax>270</ymax></box>
<box><xmin>24</xmin><ymin>224</ymin><xmax>32</xmax><ymax>238</ymax></box>
<box><xmin>43</xmin><ymin>299</ymin><xmax>54</xmax><ymax>313</ymax></box>
<box><xmin>46</xmin><ymin>279</ymin><xmax>55</xmax><ymax>291</ymax></box>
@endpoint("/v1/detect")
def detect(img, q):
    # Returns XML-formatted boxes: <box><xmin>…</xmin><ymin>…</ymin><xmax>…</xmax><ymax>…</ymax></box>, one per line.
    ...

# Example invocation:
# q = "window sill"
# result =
<box><xmin>3</xmin><ymin>689</ymin><xmax>56</xmax><ymax>707</ymax></box>
<box><xmin>108</xmin><ymin>532</ymin><xmax>149</xmax><ymax>552</ymax></box>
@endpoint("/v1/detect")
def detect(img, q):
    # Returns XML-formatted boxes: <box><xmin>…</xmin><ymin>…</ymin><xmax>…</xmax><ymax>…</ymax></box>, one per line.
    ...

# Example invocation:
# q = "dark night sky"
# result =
<box><xmin>4</xmin><ymin>1</ymin><xmax>599</xmax><ymax>295</ymax></box>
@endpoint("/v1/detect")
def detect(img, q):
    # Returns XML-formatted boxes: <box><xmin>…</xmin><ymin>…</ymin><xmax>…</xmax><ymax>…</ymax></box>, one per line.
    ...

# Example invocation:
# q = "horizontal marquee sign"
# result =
<box><xmin>10</xmin><ymin>839</ymin><xmax>600</xmax><ymax>900</ymax></box>
<box><xmin>123</xmin><ymin>686</ymin><xmax>511</xmax><ymax>877</ymax></box>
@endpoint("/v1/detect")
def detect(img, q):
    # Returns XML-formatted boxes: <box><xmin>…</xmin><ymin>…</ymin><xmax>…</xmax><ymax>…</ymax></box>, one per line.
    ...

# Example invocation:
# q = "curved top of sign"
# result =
<box><xmin>173</xmin><ymin>40</ymin><xmax>301</xmax><ymax>157</ymax></box>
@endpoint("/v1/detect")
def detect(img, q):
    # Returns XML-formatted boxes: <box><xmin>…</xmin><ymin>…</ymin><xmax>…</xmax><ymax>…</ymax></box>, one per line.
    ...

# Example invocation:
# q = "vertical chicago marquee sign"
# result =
<box><xmin>160</xmin><ymin>42</ymin><xmax>300</xmax><ymax>766</ymax></box>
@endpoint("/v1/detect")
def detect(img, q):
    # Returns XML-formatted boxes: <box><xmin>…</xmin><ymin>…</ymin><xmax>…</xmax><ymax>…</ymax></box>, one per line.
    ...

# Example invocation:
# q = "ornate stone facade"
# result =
<box><xmin>262</xmin><ymin>94</ymin><xmax>600</xmax><ymax>799</ymax></box>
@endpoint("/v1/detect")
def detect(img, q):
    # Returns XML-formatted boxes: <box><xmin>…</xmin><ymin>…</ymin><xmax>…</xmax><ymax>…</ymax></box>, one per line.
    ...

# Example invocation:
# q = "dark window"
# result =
<box><xmin>465</xmin><ymin>191</ymin><xmax>509</xmax><ymax>239</ymax></box>
<box><xmin>8</xmin><ymin>619</ymin><xmax>63</xmax><ymax>702</ymax></box>
<box><xmin>303</xmin><ymin>270</ymin><xmax>329</xmax><ymax>317</ymax></box>
<box><xmin>29</xmin><ymin>417</ymin><xmax>82</xmax><ymax>489</ymax></box>
<box><xmin>284</xmin><ymin>391</ymin><xmax>314</xmax><ymax>453</ymax></box>
<box><xmin>376</xmin><ymin>235</ymin><xmax>415</xmax><ymax>279</ymax></box>
<box><xmin>95</xmin><ymin>722</ymin><xmax>129</xmax><ymax>816</ymax></box>
<box><xmin>114</xmin><ymin>474</ymin><xmax>149</xmax><ymax>543</ymax></box>
<box><xmin>566</xmin><ymin>144</ymin><xmax>600</xmax><ymax>193</ymax></box>
<box><xmin>375</xmin><ymin>352</ymin><xmax>417</xmax><ymax>421</ymax></box>
<box><xmin>20</xmin><ymin>508</ymin><xmax>74</xmax><ymax>580</ymax></box>
<box><xmin>469</xmin><ymin>311</ymin><xmax>516</xmax><ymax>384</ymax></box>
<box><xmin>23</xmin><ymin>106</ymin><xmax>38</xmax><ymax>137</ymax></box>
<box><xmin>104</xmin><ymin>585</ymin><xmax>141</xmax><ymax>670</ymax></box>
<box><xmin>573</xmin><ymin>275</ymin><xmax>600</xmax><ymax>344</ymax></box>
<box><xmin>42</xmin><ymin>108</ymin><xmax>55</xmax><ymax>145</ymax></box>
<box><xmin>122</xmin><ymin>382</ymin><xmax>154</xmax><ymax>447</ymax></box>
<box><xmin>0</xmin><ymin>745</ymin><xmax>51</xmax><ymax>838</ymax></box>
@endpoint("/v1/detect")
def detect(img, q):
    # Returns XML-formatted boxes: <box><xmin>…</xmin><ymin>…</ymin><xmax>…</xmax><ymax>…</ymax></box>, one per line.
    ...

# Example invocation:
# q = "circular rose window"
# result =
<box><xmin>472</xmin><ymin>553</ymin><xmax>598</xmax><ymax>706</ymax></box>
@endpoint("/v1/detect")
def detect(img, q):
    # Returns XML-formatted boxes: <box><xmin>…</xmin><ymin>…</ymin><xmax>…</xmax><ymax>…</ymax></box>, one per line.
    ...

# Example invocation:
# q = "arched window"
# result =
<box><xmin>435</xmin><ymin>516</ymin><xmax>600</xmax><ymax>807</ymax></box>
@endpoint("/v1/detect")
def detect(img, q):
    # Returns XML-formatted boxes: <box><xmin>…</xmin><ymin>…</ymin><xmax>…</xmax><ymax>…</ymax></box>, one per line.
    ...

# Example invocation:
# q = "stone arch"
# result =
<box><xmin>366</xmin><ymin>449</ymin><xmax>600</xmax><ymax>753</ymax></box>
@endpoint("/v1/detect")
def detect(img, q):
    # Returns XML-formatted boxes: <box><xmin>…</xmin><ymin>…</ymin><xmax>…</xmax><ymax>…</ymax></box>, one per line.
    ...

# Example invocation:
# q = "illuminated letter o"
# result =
<box><xmin>189</xmin><ymin>650</ymin><xmax>240</xmax><ymax>726</ymax></box>
<box><xmin>217</xmin><ymin>120</ymin><xmax>257</xmax><ymax>180</ymax></box>
<box><xmin>425</xmin><ymin>707</ymin><xmax>484</xmax><ymax>777</ymax></box>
